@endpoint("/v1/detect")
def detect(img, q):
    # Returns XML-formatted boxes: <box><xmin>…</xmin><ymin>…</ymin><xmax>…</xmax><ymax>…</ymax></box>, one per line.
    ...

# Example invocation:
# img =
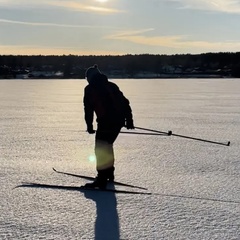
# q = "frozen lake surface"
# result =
<box><xmin>1</xmin><ymin>79</ymin><xmax>240</xmax><ymax>240</ymax></box>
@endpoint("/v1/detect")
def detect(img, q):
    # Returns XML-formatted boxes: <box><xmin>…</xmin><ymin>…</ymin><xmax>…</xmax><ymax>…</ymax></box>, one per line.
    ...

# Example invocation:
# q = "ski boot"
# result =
<box><xmin>84</xmin><ymin>170</ymin><xmax>108</xmax><ymax>189</ymax></box>
<box><xmin>106</xmin><ymin>166</ymin><xmax>115</xmax><ymax>182</ymax></box>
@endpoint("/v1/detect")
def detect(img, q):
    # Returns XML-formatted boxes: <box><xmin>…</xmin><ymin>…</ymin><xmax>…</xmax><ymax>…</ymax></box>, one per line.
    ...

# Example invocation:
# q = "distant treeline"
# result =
<box><xmin>1</xmin><ymin>52</ymin><xmax>240</xmax><ymax>78</ymax></box>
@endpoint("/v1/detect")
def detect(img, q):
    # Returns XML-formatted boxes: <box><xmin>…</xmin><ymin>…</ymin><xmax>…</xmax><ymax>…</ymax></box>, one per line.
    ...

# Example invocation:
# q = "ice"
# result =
<box><xmin>0</xmin><ymin>79</ymin><xmax>239</xmax><ymax>239</ymax></box>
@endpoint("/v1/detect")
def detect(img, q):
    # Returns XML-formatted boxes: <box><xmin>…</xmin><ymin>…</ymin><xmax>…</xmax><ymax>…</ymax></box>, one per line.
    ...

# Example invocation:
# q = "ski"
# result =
<box><xmin>79</xmin><ymin>186</ymin><xmax>152</xmax><ymax>195</ymax></box>
<box><xmin>53</xmin><ymin>168</ymin><xmax>93</xmax><ymax>181</ymax></box>
<box><xmin>52</xmin><ymin>168</ymin><xmax>147</xmax><ymax>190</ymax></box>
<box><xmin>18</xmin><ymin>182</ymin><xmax>152</xmax><ymax>195</ymax></box>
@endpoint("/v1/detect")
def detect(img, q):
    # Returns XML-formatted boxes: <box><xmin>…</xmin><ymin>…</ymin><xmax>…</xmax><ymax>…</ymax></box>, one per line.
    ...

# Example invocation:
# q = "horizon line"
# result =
<box><xmin>1</xmin><ymin>51</ymin><xmax>240</xmax><ymax>57</ymax></box>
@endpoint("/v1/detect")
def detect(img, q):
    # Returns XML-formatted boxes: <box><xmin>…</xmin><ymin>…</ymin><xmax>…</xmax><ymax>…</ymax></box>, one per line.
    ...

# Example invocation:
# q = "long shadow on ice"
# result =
<box><xmin>83</xmin><ymin>185</ymin><xmax>120</xmax><ymax>240</ymax></box>
<box><xmin>16</xmin><ymin>182</ymin><xmax>240</xmax><ymax>206</ymax></box>
<box><xmin>16</xmin><ymin>182</ymin><xmax>123</xmax><ymax>240</ymax></box>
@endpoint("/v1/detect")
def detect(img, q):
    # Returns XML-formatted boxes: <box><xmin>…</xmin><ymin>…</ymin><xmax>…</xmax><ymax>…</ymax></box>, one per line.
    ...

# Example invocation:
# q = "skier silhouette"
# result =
<box><xmin>83</xmin><ymin>64</ymin><xmax>134</xmax><ymax>189</ymax></box>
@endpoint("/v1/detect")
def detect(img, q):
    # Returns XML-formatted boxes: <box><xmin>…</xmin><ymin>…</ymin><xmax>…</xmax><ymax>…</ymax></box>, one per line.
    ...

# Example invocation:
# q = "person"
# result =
<box><xmin>83</xmin><ymin>64</ymin><xmax>134</xmax><ymax>189</ymax></box>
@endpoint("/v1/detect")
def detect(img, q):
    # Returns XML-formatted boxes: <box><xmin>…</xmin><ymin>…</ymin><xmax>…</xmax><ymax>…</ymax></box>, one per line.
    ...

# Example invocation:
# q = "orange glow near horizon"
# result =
<box><xmin>0</xmin><ymin>45</ymin><xmax>124</xmax><ymax>56</ymax></box>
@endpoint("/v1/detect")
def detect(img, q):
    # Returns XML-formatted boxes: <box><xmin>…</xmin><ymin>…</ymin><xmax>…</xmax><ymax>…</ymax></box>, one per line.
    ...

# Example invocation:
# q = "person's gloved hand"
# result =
<box><xmin>87</xmin><ymin>125</ymin><xmax>95</xmax><ymax>134</ymax></box>
<box><xmin>126</xmin><ymin>119</ymin><xmax>135</xmax><ymax>129</ymax></box>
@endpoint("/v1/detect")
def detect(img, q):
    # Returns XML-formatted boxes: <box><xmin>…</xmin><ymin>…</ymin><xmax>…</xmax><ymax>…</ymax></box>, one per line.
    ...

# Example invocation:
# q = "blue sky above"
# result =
<box><xmin>0</xmin><ymin>0</ymin><xmax>240</xmax><ymax>55</ymax></box>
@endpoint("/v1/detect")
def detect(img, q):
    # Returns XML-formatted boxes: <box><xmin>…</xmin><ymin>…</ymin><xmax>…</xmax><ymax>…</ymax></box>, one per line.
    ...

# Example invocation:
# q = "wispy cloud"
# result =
<box><xmin>47</xmin><ymin>0</ymin><xmax>124</xmax><ymax>14</ymax></box>
<box><xmin>107</xmin><ymin>29</ymin><xmax>240</xmax><ymax>51</ymax></box>
<box><xmin>0</xmin><ymin>0</ymin><xmax>124</xmax><ymax>14</ymax></box>
<box><xmin>169</xmin><ymin>0</ymin><xmax>240</xmax><ymax>13</ymax></box>
<box><xmin>0</xmin><ymin>18</ymin><xmax>112</xmax><ymax>29</ymax></box>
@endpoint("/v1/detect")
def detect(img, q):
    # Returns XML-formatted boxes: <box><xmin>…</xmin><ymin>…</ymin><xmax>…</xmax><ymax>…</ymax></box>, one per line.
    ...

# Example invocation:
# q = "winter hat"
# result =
<box><xmin>85</xmin><ymin>64</ymin><xmax>101</xmax><ymax>82</ymax></box>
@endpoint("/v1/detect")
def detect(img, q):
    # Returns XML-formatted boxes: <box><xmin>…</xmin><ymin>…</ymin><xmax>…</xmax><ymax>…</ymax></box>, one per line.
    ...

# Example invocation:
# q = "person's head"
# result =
<box><xmin>85</xmin><ymin>64</ymin><xmax>101</xmax><ymax>83</ymax></box>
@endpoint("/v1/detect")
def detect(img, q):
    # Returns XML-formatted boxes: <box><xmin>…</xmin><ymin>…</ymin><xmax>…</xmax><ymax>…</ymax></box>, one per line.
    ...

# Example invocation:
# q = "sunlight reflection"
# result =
<box><xmin>88</xmin><ymin>154</ymin><xmax>96</xmax><ymax>163</ymax></box>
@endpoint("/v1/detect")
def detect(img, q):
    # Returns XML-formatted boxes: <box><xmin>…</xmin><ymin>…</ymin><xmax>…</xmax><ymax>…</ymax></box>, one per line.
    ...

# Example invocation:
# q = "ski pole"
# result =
<box><xmin>81</xmin><ymin>129</ymin><xmax>164</xmax><ymax>136</ymax></box>
<box><xmin>170</xmin><ymin>132</ymin><xmax>230</xmax><ymax>146</ymax></box>
<box><xmin>134</xmin><ymin>126</ymin><xmax>172</xmax><ymax>136</ymax></box>
<box><xmin>120</xmin><ymin>131</ymin><xmax>167</xmax><ymax>136</ymax></box>
<box><xmin>135</xmin><ymin>126</ymin><xmax>230</xmax><ymax>146</ymax></box>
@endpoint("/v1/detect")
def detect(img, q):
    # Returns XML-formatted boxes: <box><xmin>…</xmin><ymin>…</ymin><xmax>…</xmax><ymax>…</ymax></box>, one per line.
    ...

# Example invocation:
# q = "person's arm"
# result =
<box><xmin>83</xmin><ymin>87</ymin><xmax>95</xmax><ymax>133</ymax></box>
<box><xmin>123</xmin><ymin>97</ymin><xmax>134</xmax><ymax>129</ymax></box>
<box><xmin>112</xmin><ymin>83</ymin><xmax>134</xmax><ymax>129</ymax></box>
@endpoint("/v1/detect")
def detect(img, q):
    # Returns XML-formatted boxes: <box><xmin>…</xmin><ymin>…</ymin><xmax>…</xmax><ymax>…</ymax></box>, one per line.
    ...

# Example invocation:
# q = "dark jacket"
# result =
<box><xmin>83</xmin><ymin>73</ymin><xmax>133</xmax><ymax>129</ymax></box>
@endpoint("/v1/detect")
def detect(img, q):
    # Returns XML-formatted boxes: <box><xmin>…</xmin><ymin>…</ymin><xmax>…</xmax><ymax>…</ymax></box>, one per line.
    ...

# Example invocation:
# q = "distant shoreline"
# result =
<box><xmin>1</xmin><ymin>52</ymin><xmax>240</xmax><ymax>79</ymax></box>
<box><xmin>0</xmin><ymin>75</ymin><xmax>236</xmax><ymax>80</ymax></box>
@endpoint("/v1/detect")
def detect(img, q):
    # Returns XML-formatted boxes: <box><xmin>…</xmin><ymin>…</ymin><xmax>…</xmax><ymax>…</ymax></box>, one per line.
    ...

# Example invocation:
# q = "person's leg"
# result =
<box><xmin>95</xmin><ymin>125</ymin><xmax>121</xmax><ymax>168</ymax></box>
<box><xmin>85</xmin><ymin>125</ymin><xmax>121</xmax><ymax>189</ymax></box>
<box><xmin>103</xmin><ymin>127</ymin><xmax>121</xmax><ymax>181</ymax></box>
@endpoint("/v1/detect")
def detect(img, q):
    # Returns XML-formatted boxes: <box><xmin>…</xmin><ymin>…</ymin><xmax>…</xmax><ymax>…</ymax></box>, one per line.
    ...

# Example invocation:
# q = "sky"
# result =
<box><xmin>0</xmin><ymin>0</ymin><xmax>240</xmax><ymax>55</ymax></box>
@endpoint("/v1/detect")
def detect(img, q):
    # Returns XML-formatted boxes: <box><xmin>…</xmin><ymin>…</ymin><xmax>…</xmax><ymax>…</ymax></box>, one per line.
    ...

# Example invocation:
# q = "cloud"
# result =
<box><xmin>169</xmin><ymin>0</ymin><xmax>240</xmax><ymax>13</ymax></box>
<box><xmin>0</xmin><ymin>18</ymin><xmax>112</xmax><ymax>29</ymax></box>
<box><xmin>0</xmin><ymin>0</ymin><xmax>124</xmax><ymax>14</ymax></box>
<box><xmin>47</xmin><ymin>0</ymin><xmax>124</xmax><ymax>14</ymax></box>
<box><xmin>107</xmin><ymin>29</ymin><xmax>240</xmax><ymax>52</ymax></box>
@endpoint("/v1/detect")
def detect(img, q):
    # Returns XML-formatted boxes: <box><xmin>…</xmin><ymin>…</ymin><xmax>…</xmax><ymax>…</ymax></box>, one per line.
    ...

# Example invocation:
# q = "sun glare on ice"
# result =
<box><xmin>88</xmin><ymin>155</ymin><xmax>96</xmax><ymax>163</ymax></box>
